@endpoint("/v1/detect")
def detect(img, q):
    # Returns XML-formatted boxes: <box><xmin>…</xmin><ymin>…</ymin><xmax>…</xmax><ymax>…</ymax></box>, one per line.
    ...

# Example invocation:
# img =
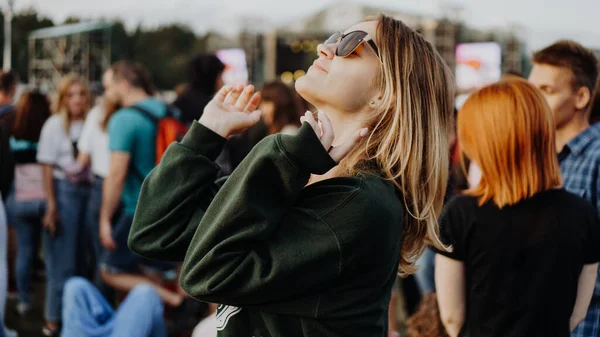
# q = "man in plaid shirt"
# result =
<box><xmin>529</xmin><ymin>40</ymin><xmax>600</xmax><ymax>337</ymax></box>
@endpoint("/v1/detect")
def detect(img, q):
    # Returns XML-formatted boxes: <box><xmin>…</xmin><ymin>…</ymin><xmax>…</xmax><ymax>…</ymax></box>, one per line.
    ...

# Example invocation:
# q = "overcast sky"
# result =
<box><xmin>8</xmin><ymin>0</ymin><xmax>600</xmax><ymax>50</ymax></box>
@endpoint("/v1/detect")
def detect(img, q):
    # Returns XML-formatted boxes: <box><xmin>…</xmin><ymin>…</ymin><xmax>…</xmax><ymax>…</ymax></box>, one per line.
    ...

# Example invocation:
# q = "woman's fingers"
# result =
<box><xmin>298</xmin><ymin>110</ymin><xmax>368</xmax><ymax>162</ymax></box>
<box><xmin>224</xmin><ymin>85</ymin><xmax>244</xmax><ymax>106</ymax></box>
<box><xmin>244</xmin><ymin>92</ymin><xmax>262</xmax><ymax>113</ymax></box>
<box><xmin>235</xmin><ymin>85</ymin><xmax>254</xmax><ymax>111</ymax></box>
<box><xmin>300</xmin><ymin>111</ymin><xmax>321</xmax><ymax>139</ymax></box>
<box><xmin>329</xmin><ymin>127</ymin><xmax>369</xmax><ymax>163</ymax></box>
<box><xmin>317</xmin><ymin>111</ymin><xmax>334</xmax><ymax>150</ymax></box>
<box><xmin>229</xmin><ymin>110</ymin><xmax>262</xmax><ymax>135</ymax></box>
<box><xmin>215</xmin><ymin>85</ymin><xmax>233</xmax><ymax>104</ymax></box>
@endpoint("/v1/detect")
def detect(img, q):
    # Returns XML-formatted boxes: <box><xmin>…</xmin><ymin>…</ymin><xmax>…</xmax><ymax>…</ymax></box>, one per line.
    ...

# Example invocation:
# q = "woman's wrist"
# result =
<box><xmin>198</xmin><ymin>116</ymin><xmax>228</xmax><ymax>139</ymax></box>
<box><xmin>179</xmin><ymin>121</ymin><xmax>228</xmax><ymax>161</ymax></box>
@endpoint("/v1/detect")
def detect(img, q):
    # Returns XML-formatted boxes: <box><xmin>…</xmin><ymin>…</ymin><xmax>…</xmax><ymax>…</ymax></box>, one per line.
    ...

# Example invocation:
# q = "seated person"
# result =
<box><xmin>61</xmin><ymin>276</ymin><xmax>167</xmax><ymax>337</ymax></box>
<box><xmin>99</xmin><ymin>205</ymin><xmax>183</xmax><ymax>308</ymax></box>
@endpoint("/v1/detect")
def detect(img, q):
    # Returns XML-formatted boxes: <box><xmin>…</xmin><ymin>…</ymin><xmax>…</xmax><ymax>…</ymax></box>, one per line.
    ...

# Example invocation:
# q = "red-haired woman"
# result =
<box><xmin>435</xmin><ymin>78</ymin><xmax>600</xmax><ymax>337</ymax></box>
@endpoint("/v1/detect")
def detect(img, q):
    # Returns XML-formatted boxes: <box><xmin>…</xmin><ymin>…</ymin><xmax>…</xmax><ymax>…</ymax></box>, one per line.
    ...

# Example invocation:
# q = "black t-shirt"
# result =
<box><xmin>0</xmin><ymin>106</ymin><xmax>15</xmax><ymax>199</ymax></box>
<box><xmin>436</xmin><ymin>189</ymin><xmax>600</xmax><ymax>337</ymax></box>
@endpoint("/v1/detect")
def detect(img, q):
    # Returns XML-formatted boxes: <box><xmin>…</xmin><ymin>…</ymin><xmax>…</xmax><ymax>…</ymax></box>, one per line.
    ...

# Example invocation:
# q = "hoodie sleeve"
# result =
<box><xmin>128</xmin><ymin>121</ymin><xmax>228</xmax><ymax>261</ymax></box>
<box><xmin>179</xmin><ymin>122</ymin><xmax>356</xmax><ymax>309</ymax></box>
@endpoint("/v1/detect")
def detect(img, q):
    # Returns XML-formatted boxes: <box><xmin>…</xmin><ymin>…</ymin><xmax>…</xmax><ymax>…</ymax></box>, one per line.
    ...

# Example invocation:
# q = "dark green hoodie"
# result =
<box><xmin>129</xmin><ymin>121</ymin><xmax>405</xmax><ymax>337</ymax></box>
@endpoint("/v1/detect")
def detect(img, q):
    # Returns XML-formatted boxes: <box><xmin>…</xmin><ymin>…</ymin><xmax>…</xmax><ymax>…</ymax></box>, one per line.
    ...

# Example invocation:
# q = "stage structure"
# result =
<box><xmin>28</xmin><ymin>22</ymin><xmax>112</xmax><ymax>93</ymax></box>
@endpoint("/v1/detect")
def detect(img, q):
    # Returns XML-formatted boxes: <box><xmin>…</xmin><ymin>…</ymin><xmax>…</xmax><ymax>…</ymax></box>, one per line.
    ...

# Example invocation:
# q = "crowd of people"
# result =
<box><xmin>0</xmin><ymin>53</ymin><xmax>305</xmax><ymax>336</ymax></box>
<box><xmin>0</xmin><ymin>13</ymin><xmax>598</xmax><ymax>337</ymax></box>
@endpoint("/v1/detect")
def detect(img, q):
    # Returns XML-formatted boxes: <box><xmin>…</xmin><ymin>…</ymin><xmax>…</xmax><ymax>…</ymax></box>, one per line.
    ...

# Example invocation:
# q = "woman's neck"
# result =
<box><xmin>123</xmin><ymin>90</ymin><xmax>150</xmax><ymax>108</ymax></box>
<box><xmin>317</xmin><ymin>107</ymin><xmax>367</xmax><ymax>147</ymax></box>
<box><xmin>304</xmin><ymin>106</ymin><xmax>370</xmax><ymax>186</ymax></box>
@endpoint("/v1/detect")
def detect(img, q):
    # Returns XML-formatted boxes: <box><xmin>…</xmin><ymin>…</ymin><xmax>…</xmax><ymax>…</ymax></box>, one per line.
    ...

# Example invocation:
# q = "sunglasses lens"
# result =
<box><xmin>336</xmin><ymin>31</ymin><xmax>367</xmax><ymax>57</ymax></box>
<box><xmin>324</xmin><ymin>32</ymin><xmax>341</xmax><ymax>45</ymax></box>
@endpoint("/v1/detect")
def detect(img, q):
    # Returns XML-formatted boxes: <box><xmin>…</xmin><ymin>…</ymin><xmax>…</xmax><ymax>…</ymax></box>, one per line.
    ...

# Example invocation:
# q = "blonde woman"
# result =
<box><xmin>130</xmin><ymin>15</ymin><xmax>454</xmax><ymax>336</ymax></box>
<box><xmin>37</xmin><ymin>74</ymin><xmax>91</xmax><ymax>336</ymax></box>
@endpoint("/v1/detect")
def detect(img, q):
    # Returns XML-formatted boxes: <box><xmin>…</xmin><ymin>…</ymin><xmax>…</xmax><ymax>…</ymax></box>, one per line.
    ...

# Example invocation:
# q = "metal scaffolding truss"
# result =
<box><xmin>28</xmin><ymin>22</ymin><xmax>112</xmax><ymax>93</ymax></box>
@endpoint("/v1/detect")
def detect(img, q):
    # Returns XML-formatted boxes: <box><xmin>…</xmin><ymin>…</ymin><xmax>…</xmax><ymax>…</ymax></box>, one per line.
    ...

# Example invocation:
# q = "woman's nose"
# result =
<box><xmin>316</xmin><ymin>43</ymin><xmax>335</xmax><ymax>60</ymax></box>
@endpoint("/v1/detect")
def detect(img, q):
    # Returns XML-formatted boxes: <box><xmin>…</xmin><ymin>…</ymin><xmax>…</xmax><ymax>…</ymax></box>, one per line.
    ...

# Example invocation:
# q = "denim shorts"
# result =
<box><xmin>100</xmin><ymin>211</ymin><xmax>176</xmax><ymax>278</ymax></box>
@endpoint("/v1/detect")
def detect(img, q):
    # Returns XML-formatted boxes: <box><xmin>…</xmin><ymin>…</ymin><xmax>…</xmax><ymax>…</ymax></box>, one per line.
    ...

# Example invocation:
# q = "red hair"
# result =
<box><xmin>458</xmin><ymin>78</ymin><xmax>562</xmax><ymax>207</ymax></box>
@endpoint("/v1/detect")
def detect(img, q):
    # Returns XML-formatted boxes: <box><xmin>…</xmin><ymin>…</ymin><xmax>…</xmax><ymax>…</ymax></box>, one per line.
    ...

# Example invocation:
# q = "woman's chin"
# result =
<box><xmin>295</xmin><ymin>76</ymin><xmax>319</xmax><ymax>107</ymax></box>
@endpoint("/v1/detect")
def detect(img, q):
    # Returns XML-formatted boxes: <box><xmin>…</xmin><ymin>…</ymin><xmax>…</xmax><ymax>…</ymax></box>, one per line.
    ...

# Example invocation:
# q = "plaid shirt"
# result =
<box><xmin>559</xmin><ymin>124</ymin><xmax>600</xmax><ymax>337</ymax></box>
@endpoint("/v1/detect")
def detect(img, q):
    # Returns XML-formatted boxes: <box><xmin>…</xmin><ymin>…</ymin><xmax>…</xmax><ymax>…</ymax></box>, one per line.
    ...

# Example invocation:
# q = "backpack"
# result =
<box><xmin>130</xmin><ymin>104</ymin><xmax>188</xmax><ymax>165</ymax></box>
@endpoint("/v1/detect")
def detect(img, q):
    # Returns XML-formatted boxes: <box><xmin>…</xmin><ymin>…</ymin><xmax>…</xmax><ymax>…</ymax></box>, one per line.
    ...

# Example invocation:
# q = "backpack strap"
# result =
<box><xmin>165</xmin><ymin>104</ymin><xmax>182</xmax><ymax>120</ymax></box>
<box><xmin>132</xmin><ymin>104</ymin><xmax>183</xmax><ymax>121</ymax></box>
<box><xmin>129</xmin><ymin>105</ymin><xmax>160</xmax><ymax>124</ymax></box>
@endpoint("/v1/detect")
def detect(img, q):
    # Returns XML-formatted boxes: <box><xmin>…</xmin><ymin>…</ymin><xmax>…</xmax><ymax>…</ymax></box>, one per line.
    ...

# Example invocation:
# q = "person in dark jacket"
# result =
<box><xmin>129</xmin><ymin>15</ymin><xmax>455</xmax><ymax>337</ymax></box>
<box><xmin>172</xmin><ymin>54</ymin><xmax>225</xmax><ymax>126</ymax></box>
<box><xmin>0</xmin><ymin>71</ymin><xmax>18</xmax><ymax>337</ymax></box>
<box><xmin>0</xmin><ymin>69</ymin><xmax>18</xmax><ymax>202</ymax></box>
<box><xmin>0</xmin><ymin>69</ymin><xmax>18</xmax><ymax>337</ymax></box>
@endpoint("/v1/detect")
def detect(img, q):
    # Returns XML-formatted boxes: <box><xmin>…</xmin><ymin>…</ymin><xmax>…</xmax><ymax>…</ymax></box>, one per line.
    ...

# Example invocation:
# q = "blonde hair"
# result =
<box><xmin>53</xmin><ymin>74</ymin><xmax>90</xmax><ymax>132</ymax></box>
<box><xmin>458</xmin><ymin>78</ymin><xmax>562</xmax><ymax>207</ymax></box>
<box><xmin>339</xmin><ymin>15</ymin><xmax>455</xmax><ymax>275</ymax></box>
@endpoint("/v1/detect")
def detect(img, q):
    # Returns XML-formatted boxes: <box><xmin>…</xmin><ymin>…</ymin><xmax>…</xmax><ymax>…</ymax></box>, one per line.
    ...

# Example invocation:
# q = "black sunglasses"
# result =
<box><xmin>324</xmin><ymin>30</ymin><xmax>379</xmax><ymax>58</ymax></box>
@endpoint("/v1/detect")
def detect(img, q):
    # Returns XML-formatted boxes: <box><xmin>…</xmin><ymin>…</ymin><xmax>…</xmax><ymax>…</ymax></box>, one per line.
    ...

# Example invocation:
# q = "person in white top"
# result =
<box><xmin>77</xmin><ymin>69</ymin><xmax>119</xmax><ymax>298</ymax></box>
<box><xmin>37</xmin><ymin>74</ymin><xmax>91</xmax><ymax>337</ymax></box>
<box><xmin>78</xmin><ymin>104</ymin><xmax>110</xmax><ymax>178</ymax></box>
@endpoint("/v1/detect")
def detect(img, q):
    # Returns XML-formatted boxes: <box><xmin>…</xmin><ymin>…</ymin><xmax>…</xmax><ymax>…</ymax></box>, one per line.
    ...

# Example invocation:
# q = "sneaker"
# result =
<box><xmin>16</xmin><ymin>302</ymin><xmax>31</xmax><ymax>316</ymax></box>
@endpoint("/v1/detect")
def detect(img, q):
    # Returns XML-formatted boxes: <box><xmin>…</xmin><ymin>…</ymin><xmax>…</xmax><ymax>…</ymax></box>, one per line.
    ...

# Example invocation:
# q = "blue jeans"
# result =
<box><xmin>415</xmin><ymin>247</ymin><xmax>436</xmax><ymax>294</ymax></box>
<box><xmin>5</xmin><ymin>190</ymin><xmax>45</xmax><ymax>306</ymax></box>
<box><xmin>86</xmin><ymin>178</ymin><xmax>103</xmax><ymax>273</ymax></box>
<box><xmin>43</xmin><ymin>178</ymin><xmax>89</xmax><ymax>322</ymax></box>
<box><xmin>100</xmin><ymin>212</ymin><xmax>175</xmax><ymax>276</ymax></box>
<box><xmin>62</xmin><ymin>277</ymin><xmax>166</xmax><ymax>337</ymax></box>
<box><xmin>86</xmin><ymin>177</ymin><xmax>114</xmax><ymax>300</ymax></box>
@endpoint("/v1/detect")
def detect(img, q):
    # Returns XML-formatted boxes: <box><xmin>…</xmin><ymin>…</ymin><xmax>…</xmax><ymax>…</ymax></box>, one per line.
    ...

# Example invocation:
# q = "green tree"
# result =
<box><xmin>0</xmin><ymin>8</ymin><xmax>54</xmax><ymax>80</ymax></box>
<box><xmin>130</xmin><ymin>24</ymin><xmax>197</xmax><ymax>89</ymax></box>
<box><xmin>110</xmin><ymin>20</ymin><xmax>134</xmax><ymax>62</ymax></box>
<box><xmin>63</xmin><ymin>16</ymin><xmax>81</xmax><ymax>25</ymax></box>
<box><xmin>2</xmin><ymin>8</ymin><xmax>217</xmax><ymax>90</ymax></box>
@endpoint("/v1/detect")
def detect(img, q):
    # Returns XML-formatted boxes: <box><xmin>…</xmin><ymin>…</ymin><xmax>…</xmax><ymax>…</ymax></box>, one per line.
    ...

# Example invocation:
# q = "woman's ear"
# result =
<box><xmin>369</xmin><ymin>95</ymin><xmax>384</xmax><ymax>109</ymax></box>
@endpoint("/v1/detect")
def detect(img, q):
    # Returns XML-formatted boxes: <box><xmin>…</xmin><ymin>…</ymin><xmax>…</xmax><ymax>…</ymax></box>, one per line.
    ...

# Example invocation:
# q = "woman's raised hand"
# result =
<box><xmin>199</xmin><ymin>84</ymin><xmax>262</xmax><ymax>138</ymax></box>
